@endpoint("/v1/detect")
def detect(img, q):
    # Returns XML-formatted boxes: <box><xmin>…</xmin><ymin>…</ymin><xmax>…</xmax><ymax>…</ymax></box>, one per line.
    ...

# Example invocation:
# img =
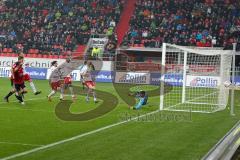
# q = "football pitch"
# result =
<box><xmin>0</xmin><ymin>78</ymin><xmax>240</xmax><ymax>160</ymax></box>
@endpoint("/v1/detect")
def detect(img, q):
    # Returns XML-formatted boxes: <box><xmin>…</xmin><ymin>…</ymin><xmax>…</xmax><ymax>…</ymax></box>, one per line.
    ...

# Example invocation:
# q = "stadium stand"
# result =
<box><xmin>0</xmin><ymin>0</ymin><xmax>124</xmax><ymax>56</ymax></box>
<box><xmin>0</xmin><ymin>0</ymin><xmax>239</xmax><ymax>58</ymax></box>
<box><xmin>121</xmin><ymin>0</ymin><xmax>240</xmax><ymax>48</ymax></box>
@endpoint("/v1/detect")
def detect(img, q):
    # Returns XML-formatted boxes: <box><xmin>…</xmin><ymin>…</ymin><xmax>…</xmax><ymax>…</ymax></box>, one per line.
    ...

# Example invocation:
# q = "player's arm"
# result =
<box><xmin>81</xmin><ymin>69</ymin><xmax>89</xmax><ymax>77</ymax></box>
<box><xmin>13</xmin><ymin>62</ymin><xmax>22</xmax><ymax>72</ymax></box>
<box><xmin>10</xmin><ymin>67</ymin><xmax>14</xmax><ymax>79</ymax></box>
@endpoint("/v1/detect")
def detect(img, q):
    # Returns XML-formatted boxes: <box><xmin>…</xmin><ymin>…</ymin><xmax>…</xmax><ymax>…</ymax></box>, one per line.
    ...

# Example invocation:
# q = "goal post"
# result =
<box><xmin>160</xmin><ymin>43</ymin><xmax>233</xmax><ymax>113</ymax></box>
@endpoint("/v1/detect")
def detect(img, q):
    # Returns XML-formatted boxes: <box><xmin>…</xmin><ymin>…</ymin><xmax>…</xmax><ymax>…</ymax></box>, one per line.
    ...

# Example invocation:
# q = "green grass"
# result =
<box><xmin>0</xmin><ymin>78</ymin><xmax>239</xmax><ymax>160</ymax></box>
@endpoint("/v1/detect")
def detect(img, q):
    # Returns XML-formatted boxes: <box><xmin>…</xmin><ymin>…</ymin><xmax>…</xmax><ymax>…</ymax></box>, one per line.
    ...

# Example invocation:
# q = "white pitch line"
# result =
<box><xmin>186</xmin><ymin>91</ymin><xmax>218</xmax><ymax>103</ymax></box>
<box><xmin>0</xmin><ymin>95</ymin><xmax>62</xmax><ymax>105</ymax></box>
<box><xmin>0</xmin><ymin>141</ymin><xmax>43</xmax><ymax>147</ymax></box>
<box><xmin>0</xmin><ymin>94</ymin><xmax>79</xmax><ymax>105</ymax></box>
<box><xmin>0</xmin><ymin>95</ymin><xmax>89</xmax><ymax>113</ymax></box>
<box><xmin>0</xmin><ymin>110</ymin><xmax>159</xmax><ymax>160</ymax></box>
<box><xmin>0</xmin><ymin>97</ymin><xmax>56</xmax><ymax>113</ymax></box>
<box><xmin>0</xmin><ymin>97</ymin><xmax>48</xmax><ymax>105</ymax></box>
<box><xmin>0</xmin><ymin>107</ymin><xmax>54</xmax><ymax>113</ymax></box>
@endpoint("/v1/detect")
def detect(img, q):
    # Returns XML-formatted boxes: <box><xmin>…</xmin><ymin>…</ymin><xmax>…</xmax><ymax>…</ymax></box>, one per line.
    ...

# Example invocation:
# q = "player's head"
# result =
<box><xmin>51</xmin><ymin>61</ymin><xmax>58</xmax><ymax>67</ymax></box>
<box><xmin>18</xmin><ymin>52</ymin><xmax>24</xmax><ymax>58</ymax></box>
<box><xmin>84</xmin><ymin>60</ymin><xmax>87</xmax><ymax>65</ymax></box>
<box><xmin>18</xmin><ymin>56</ymin><xmax>24</xmax><ymax>63</ymax></box>
<box><xmin>66</xmin><ymin>57</ymin><xmax>71</xmax><ymax>63</ymax></box>
<box><xmin>139</xmin><ymin>90</ymin><xmax>146</xmax><ymax>97</ymax></box>
<box><xmin>87</xmin><ymin>61</ymin><xmax>92</xmax><ymax>66</ymax></box>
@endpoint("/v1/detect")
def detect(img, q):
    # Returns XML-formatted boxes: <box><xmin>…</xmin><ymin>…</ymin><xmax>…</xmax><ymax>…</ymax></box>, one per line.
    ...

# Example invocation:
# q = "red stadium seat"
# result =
<box><xmin>10</xmin><ymin>53</ymin><xmax>15</xmax><ymax>57</ymax></box>
<box><xmin>12</xmin><ymin>53</ymin><xmax>18</xmax><ymax>57</ymax></box>
<box><xmin>140</xmin><ymin>43</ymin><xmax>144</xmax><ymax>47</ymax></box>
<box><xmin>8</xmin><ymin>48</ymin><xmax>13</xmax><ymax>53</ymax></box>
<box><xmin>28</xmin><ymin>49</ymin><xmax>33</xmax><ymax>54</ymax></box>
<box><xmin>37</xmin><ymin>54</ymin><xmax>42</xmax><ymax>58</ymax></box>
<box><xmin>3</xmin><ymin>48</ymin><xmax>8</xmax><ymax>53</ymax></box>
<box><xmin>133</xmin><ymin>44</ymin><xmax>138</xmax><ymax>47</ymax></box>
<box><xmin>33</xmin><ymin>49</ymin><xmax>39</xmax><ymax>54</ymax></box>
<box><xmin>28</xmin><ymin>54</ymin><xmax>33</xmax><ymax>58</ymax></box>
<box><xmin>5</xmin><ymin>53</ymin><xmax>11</xmax><ymax>57</ymax></box>
<box><xmin>32</xmin><ymin>54</ymin><xmax>37</xmax><ymax>58</ymax></box>
<box><xmin>43</xmin><ymin>54</ymin><xmax>48</xmax><ymax>58</ymax></box>
<box><xmin>48</xmin><ymin>55</ymin><xmax>53</xmax><ymax>59</ymax></box>
<box><xmin>53</xmin><ymin>55</ymin><xmax>58</xmax><ymax>59</ymax></box>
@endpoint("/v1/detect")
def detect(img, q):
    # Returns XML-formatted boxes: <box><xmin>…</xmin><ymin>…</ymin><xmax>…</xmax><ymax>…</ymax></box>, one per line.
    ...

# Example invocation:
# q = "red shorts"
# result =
<box><xmin>85</xmin><ymin>81</ymin><xmax>96</xmax><ymax>89</ymax></box>
<box><xmin>64</xmin><ymin>77</ymin><xmax>72</xmax><ymax>84</ymax></box>
<box><xmin>51</xmin><ymin>81</ymin><xmax>62</xmax><ymax>90</ymax></box>
<box><xmin>24</xmin><ymin>74</ymin><xmax>31</xmax><ymax>81</ymax></box>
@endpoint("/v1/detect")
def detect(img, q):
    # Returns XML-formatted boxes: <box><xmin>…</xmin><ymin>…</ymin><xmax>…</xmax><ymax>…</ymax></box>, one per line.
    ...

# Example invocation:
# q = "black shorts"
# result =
<box><xmin>15</xmin><ymin>83</ymin><xmax>25</xmax><ymax>92</ymax></box>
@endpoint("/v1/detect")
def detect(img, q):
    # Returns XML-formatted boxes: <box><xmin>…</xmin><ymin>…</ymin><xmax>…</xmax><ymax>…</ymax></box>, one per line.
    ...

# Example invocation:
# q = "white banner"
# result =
<box><xmin>186</xmin><ymin>75</ymin><xmax>220</xmax><ymax>88</ymax></box>
<box><xmin>92</xmin><ymin>38</ymin><xmax>108</xmax><ymax>48</ymax></box>
<box><xmin>0</xmin><ymin>67</ymin><xmax>11</xmax><ymax>78</ymax></box>
<box><xmin>115</xmin><ymin>72</ymin><xmax>150</xmax><ymax>84</ymax></box>
<box><xmin>0</xmin><ymin>57</ymin><xmax>64</xmax><ymax>68</ymax></box>
<box><xmin>0</xmin><ymin>57</ymin><xmax>113</xmax><ymax>71</ymax></box>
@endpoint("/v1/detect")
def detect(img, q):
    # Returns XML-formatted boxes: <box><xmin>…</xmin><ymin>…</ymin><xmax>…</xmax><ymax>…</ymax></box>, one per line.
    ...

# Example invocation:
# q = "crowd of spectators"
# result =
<box><xmin>0</xmin><ymin>0</ymin><xmax>124</xmax><ymax>55</ymax></box>
<box><xmin>122</xmin><ymin>0</ymin><xmax>240</xmax><ymax>48</ymax></box>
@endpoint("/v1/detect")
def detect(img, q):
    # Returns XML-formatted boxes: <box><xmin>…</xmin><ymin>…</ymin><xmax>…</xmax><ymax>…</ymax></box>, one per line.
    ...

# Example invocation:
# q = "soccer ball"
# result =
<box><xmin>223</xmin><ymin>81</ymin><xmax>232</xmax><ymax>88</ymax></box>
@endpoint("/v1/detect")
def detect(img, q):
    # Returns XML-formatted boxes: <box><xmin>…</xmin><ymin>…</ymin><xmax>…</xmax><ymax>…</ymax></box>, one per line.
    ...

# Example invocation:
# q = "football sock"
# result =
<box><xmin>5</xmin><ymin>91</ymin><xmax>14</xmax><ymax>98</ymax></box>
<box><xmin>69</xmin><ymin>87</ymin><xmax>74</xmax><ymax>97</ymax></box>
<box><xmin>30</xmin><ymin>82</ymin><xmax>37</xmax><ymax>93</ymax></box>
<box><xmin>48</xmin><ymin>90</ymin><xmax>56</xmax><ymax>97</ymax></box>
<box><xmin>15</xmin><ymin>94</ymin><xmax>23</xmax><ymax>102</ymax></box>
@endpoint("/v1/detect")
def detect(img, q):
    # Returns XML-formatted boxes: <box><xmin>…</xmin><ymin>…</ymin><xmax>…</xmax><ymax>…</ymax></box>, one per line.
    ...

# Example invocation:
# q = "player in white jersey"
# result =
<box><xmin>81</xmin><ymin>61</ymin><xmax>97</xmax><ymax>103</ymax></box>
<box><xmin>60</xmin><ymin>58</ymin><xmax>75</xmax><ymax>101</ymax></box>
<box><xmin>79</xmin><ymin>60</ymin><xmax>88</xmax><ymax>90</ymax></box>
<box><xmin>47</xmin><ymin>61</ymin><xmax>62</xmax><ymax>101</ymax></box>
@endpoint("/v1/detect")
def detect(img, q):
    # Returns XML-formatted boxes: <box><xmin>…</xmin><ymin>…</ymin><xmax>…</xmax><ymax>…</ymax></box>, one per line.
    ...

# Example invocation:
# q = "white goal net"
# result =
<box><xmin>160</xmin><ymin>43</ymin><xmax>233</xmax><ymax>113</ymax></box>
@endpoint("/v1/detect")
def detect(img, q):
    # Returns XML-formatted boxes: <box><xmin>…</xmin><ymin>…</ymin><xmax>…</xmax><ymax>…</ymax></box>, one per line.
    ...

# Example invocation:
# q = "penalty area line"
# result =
<box><xmin>0</xmin><ymin>110</ymin><xmax>159</xmax><ymax>160</ymax></box>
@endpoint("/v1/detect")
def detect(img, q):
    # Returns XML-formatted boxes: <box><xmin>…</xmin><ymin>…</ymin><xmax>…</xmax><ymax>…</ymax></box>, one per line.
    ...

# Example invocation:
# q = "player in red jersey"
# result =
<box><xmin>4</xmin><ymin>56</ymin><xmax>41</xmax><ymax>103</ymax></box>
<box><xmin>11</xmin><ymin>56</ymin><xmax>26</xmax><ymax>105</ymax></box>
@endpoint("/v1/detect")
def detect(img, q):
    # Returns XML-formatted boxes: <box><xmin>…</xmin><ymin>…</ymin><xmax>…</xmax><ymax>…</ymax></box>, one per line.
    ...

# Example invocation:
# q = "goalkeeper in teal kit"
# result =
<box><xmin>129</xmin><ymin>90</ymin><xmax>148</xmax><ymax>110</ymax></box>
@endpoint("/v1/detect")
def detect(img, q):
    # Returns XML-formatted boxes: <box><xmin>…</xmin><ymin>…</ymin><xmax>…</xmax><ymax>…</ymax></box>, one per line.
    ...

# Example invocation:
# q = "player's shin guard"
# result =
<box><xmin>86</xmin><ymin>89</ymin><xmax>91</xmax><ymax>102</ymax></box>
<box><xmin>69</xmin><ymin>87</ymin><xmax>75</xmax><ymax>98</ymax></box>
<box><xmin>48</xmin><ymin>90</ymin><xmax>56</xmax><ymax>102</ymax></box>
<box><xmin>60</xmin><ymin>87</ymin><xmax>64</xmax><ymax>100</ymax></box>
<box><xmin>48</xmin><ymin>90</ymin><xmax>56</xmax><ymax>98</ymax></box>
<box><xmin>93</xmin><ymin>90</ymin><xmax>97</xmax><ymax>102</ymax></box>
<box><xmin>29</xmin><ymin>81</ymin><xmax>37</xmax><ymax>93</ymax></box>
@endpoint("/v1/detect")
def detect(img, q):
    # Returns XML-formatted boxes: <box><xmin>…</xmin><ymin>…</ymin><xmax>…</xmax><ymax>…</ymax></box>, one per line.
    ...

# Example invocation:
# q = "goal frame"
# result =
<box><xmin>160</xmin><ymin>43</ymin><xmax>234</xmax><ymax>113</ymax></box>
